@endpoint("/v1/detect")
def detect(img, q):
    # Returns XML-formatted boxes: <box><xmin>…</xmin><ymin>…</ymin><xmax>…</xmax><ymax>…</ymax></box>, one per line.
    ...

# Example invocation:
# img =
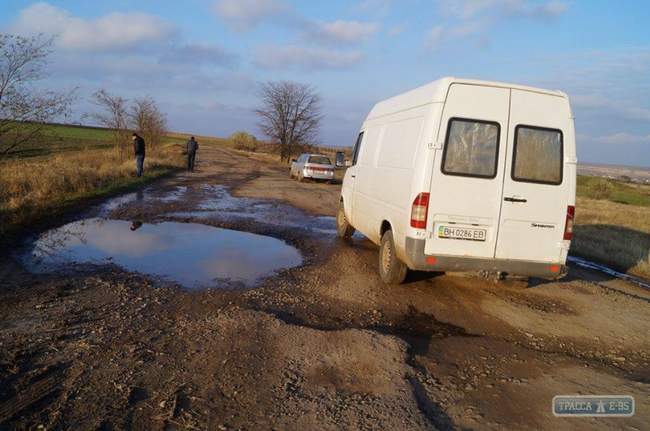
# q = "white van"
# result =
<box><xmin>337</xmin><ymin>77</ymin><xmax>576</xmax><ymax>284</ymax></box>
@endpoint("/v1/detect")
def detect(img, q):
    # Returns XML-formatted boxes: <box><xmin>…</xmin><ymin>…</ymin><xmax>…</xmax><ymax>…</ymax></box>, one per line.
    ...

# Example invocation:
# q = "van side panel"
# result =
<box><xmin>351</xmin><ymin>106</ymin><xmax>429</xmax><ymax>245</ymax></box>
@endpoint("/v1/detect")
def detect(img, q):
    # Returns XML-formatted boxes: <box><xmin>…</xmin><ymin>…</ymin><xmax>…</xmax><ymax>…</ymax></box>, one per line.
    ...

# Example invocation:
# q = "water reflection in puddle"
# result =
<box><xmin>98</xmin><ymin>186</ymin><xmax>188</xmax><ymax>216</ymax></box>
<box><xmin>170</xmin><ymin>185</ymin><xmax>338</xmax><ymax>234</ymax></box>
<box><xmin>24</xmin><ymin>219</ymin><xmax>302</xmax><ymax>288</ymax></box>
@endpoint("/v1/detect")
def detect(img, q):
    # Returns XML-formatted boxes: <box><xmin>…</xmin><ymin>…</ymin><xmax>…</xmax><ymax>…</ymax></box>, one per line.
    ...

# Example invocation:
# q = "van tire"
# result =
<box><xmin>379</xmin><ymin>231</ymin><xmax>408</xmax><ymax>285</ymax></box>
<box><xmin>336</xmin><ymin>201</ymin><xmax>355</xmax><ymax>239</ymax></box>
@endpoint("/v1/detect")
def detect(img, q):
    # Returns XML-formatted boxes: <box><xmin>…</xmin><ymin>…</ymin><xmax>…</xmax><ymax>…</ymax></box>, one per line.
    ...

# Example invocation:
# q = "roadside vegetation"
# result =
<box><xmin>574</xmin><ymin>176</ymin><xmax>650</xmax><ymax>279</ymax></box>
<box><xmin>0</xmin><ymin>128</ymin><xmax>183</xmax><ymax>239</ymax></box>
<box><xmin>229</xmin><ymin>131</ymin><xmax>259</xmax><ymax>152</ymax></box>
<box><xmin>0</xmin><ymin>33</ymin><xmax>185</xmax><ymax>241</ymax></box>
<box><xmin>577</xmin><ymin>175</ymin><xmax>650</xmax><ymax>206</ymax></box>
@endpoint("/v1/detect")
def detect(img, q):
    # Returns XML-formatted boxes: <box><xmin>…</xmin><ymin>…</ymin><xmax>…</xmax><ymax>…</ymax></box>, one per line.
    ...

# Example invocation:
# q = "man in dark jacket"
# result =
<box><xmin>132</xmin><ymin>133</ymin><xmax>146</xmax><ymax>177</ymax></box>
<box><xmin>186</xmin><ymin>136</ymin><xmax>199</xmax><ymax>172</ymax></box>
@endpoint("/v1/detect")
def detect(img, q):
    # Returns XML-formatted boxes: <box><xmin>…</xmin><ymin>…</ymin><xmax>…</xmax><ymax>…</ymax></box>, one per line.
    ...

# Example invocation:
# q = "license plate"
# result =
<box><xmin>438</xmin><ymin>225</ymin><xmax>487</xmax><ymax>242</ymax></box>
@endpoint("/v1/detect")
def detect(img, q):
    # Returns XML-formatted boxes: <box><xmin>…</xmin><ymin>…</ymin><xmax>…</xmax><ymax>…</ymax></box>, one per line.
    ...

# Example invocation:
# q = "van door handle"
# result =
<box><xmin>504</xmin><ymin>196</ymin><xmax>527</xmax><ymax>203</ymax></box>
<box><xmin>351</xmin><ymin>174</ymin><xmax>356</xmax><ymax>178</ymax></box>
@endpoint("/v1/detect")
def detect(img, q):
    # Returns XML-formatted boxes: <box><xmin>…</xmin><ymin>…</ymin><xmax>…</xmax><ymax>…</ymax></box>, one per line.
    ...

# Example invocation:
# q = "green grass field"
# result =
<box><xmin>577</xmin><ymin>175</ymin><xmax>650</xmax><ymax>207</ymax></box>
<box><xmin>0</xmin><ymin>123</ymin><xmax>186</xmax><ymax>240</ymax></box>
<box><xmin>4</xmin><ymin>123</ymin><xmax>202</xmax><ymax>159</ymax></box>
<box><xmin>573</xmin><ymin>176</ymin><xmax>650</xmax><ymax>278</ymax></box>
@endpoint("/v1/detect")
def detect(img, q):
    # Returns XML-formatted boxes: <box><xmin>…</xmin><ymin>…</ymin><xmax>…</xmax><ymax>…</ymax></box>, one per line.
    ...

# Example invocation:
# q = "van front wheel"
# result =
<box><xmin>379</xmin><ymin>231</ymin><xmax>408</xmax><ymax>285</ymax></box>
<box><xmin>336</xmin><ymin>201</ymin><xmax>355</xmax><ymax>239</ymax></box>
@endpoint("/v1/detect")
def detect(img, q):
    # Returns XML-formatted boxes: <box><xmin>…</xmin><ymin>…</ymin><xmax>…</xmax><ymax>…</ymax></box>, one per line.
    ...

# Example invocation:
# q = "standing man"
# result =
<box><xmin>132</xmin><ymin>132</ymin><xmax>146</xmax><ymax>177</ymax></box>
<box><xmin>186</xmin><ymin>136</ymin><xmax>199</xmax><ymax>172</ymax></box>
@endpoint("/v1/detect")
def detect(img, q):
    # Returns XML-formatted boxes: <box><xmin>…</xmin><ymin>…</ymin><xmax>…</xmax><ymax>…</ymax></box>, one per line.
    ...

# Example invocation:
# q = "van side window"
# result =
<box><xmin>442</xmin><ymin>118</ymin><xmax>500</xmax><ymax>178</ymax></box>
<box><xmin>352</xmin><ymin>132</ymin><xmax>364</xmax><ymax>166</ymax></box>
<box><xmin>512</xmin><ymin>126</ymin><xmax>563</xmax><ymax>185</ymax></box>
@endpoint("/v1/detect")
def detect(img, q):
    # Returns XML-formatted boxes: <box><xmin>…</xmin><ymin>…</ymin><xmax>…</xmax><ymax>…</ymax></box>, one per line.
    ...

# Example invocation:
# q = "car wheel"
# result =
<box><xmin>298</xmin><ymin>172</ymin><xmax>306</xmax><ymax>182</ymax></box>
<box><xmin>379</xmin><ymin>230</ymin><xmax>408</xmax><ymax>285</ymax></box>
<box><xmin>336</xmin><ymin>201</ymin><xmax>355</xmax><ymax>240</ymax></box>
<box><xmin>289</xmin><ymin>169</ymin><xmax>294</xmax><ymax>179</ymax></box>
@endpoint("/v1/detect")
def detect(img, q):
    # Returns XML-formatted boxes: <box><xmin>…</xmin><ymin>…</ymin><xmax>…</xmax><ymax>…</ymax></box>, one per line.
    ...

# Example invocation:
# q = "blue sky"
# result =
<box><xmin>1</xmin><ymin>0</ymin><xmax>649</xmax><ymax>166</ymax></box>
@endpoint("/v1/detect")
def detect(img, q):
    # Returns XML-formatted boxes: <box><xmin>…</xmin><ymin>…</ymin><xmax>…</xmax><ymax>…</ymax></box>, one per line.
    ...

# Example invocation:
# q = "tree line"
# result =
<box><xmin>1</xmin><ymin>33</ymin><xmax>325</xmax><ymax>162</ymax></box>
<box><xmin>0</xmin><ymin>34</ymin><xmax>167</xmax><ymax>160</ymax></box>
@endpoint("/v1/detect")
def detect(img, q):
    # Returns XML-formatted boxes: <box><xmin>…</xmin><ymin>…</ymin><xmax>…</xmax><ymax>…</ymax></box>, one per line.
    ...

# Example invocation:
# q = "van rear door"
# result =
<box><xmin>425</xmin><ymin>84</ymin><xmax>510</xmax><ymax>258</ymax></box>
<box><xmin>494</xmin><ymin>89</ymin><xmax>571</xmax><ymax>263</ymax></box>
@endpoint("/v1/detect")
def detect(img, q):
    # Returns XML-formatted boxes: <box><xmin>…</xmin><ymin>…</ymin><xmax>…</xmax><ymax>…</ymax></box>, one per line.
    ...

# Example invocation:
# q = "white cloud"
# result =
<box><xmin>427</xmin><ymin>0</ymin><xmax>568</xmax><ymax>51</ymax></box>
<box><xmin>355</xmin><ymin>0</ymin><xmax>393</xmax><ymax>16</ymax></box>
<box><xmin>306</xmin><ymin>20</ymin><xmax>380</xmax><ymax>44</ymax></box>
<box><xmin>387</xmin><ymin>24</ymin><xmax>407</xmax><ymax>37</ymax></box>
<box><xmin>425</xmin><ymin>25</ymin><xmax>445</xmax><ymax>50</ymax></box>
<box><xmin>212</xmin><ymin>0</ymin><xmax>288</xmax><ymax>31</ymax></box>
<box><xmin>8</xmin><ymin>2</ymin><xmax>176</xmax><ymax>51</ymax></box>
<box><xmin>159</xmin><ymin>43</ymin><xmax>237</xmax><ymax>67</ymax></box>
<box><xmin>438</xmin><ymin>0</ymin><xmax>568</xmax><ymax>20</ymax></box>
<box><xmin>575</xmin><ymin>95</ymin><xmax>650</xmax><ymax>122</ymax></box>
<box><xmin>588</xmin><ymin>133</ymin><xmax>650</xmax><ymax>146</ymax></box>
<box><xmin>254</xmin><ymin>45</ymin><xmax>363</xmax><ymax>70</ymax></box>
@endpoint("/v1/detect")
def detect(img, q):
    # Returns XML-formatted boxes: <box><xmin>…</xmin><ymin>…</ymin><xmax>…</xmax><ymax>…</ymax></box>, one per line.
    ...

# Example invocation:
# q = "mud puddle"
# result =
<box><xmin>97</xmin><ymin>186</ymin><xmax>187</xmax><ymax>216</ymax></box>
<box><xmin>21</xmin><ymin>218</ymin><xmax>302</xmax><ymax>288</ymax></box>
<box><xmin>167</xmin><ymin>185</ymin><xmax>339</xmax><ymax>235</ymax></box>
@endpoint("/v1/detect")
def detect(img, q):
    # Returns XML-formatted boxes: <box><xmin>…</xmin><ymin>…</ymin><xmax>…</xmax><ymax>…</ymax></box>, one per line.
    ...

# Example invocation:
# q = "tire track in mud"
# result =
<box><xmin>245</xmin><ymin>303</ymin><xmax>477</xmax><ymax>430</ymax></box>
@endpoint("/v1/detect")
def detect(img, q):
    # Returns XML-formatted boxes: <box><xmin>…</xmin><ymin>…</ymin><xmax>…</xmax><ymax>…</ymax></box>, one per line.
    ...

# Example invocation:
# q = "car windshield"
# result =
<box><xmin>308</xmin><ymin>156</ymin><xmax>331</xmax><ymax>165</ymax></box>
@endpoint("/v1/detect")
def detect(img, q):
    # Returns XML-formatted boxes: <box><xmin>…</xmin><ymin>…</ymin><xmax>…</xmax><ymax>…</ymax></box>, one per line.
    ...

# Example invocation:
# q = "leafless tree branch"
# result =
<box><xmin>255</xmin><ymin>81</ymin><xmax>322</xmax><ymax>162</ymax></box>
<box><xmin>0</xmin><ymin>34</ymin><xmax>75</xmax><ymax>159</ymax></box>
<box><xmin>130</xmin><ymin>96</ymin><xmax>167</xmax><ymax>154</ymax></box>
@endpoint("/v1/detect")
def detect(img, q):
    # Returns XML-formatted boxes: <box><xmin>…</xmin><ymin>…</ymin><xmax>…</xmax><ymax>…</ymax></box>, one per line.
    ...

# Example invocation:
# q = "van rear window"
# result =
<box><xmin>308</xmin><ymin>156</ymin><xmax>332</xmax><ymax>165</ymax></box>
<box><xmin>442</xmin><ymin>118</ymin><xmax>500</xmax><ymax>178</ymax></box>
<box><xmin>512</xmin><ymin>126</ymin><xmax>563</xmax><ymax>185</ymax></box>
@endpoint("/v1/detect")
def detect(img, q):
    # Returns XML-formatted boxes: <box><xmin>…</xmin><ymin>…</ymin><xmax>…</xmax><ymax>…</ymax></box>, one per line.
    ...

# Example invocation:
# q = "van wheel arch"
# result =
<box><xmin>336</xmin><ymin>200</ymin><xmax>355</xmax><ymax>239</ymax></box>
<box><xmin>380</xmin><ymin>220</ymin><xmax>392</xmax><ymax>238</ymax></box>
<box><xmin>379</xmin><ymin>230</ymin><xmax>408</xmax><ymax>284</ymax></box>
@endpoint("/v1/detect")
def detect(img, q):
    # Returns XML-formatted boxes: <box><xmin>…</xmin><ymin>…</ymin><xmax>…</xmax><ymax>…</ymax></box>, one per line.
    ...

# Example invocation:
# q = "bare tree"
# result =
<box><xmin>130</xmin><ymin>96</ymin><xmax>167</xmax><ymax>154</ymax></box>
<box><xmin>0</xmin><ymin>34</ymin><xmax>75</xmax><ymax>159</ymax></box>
<box><xmin>255</xmin><ymin>81</ymin><xmax>322</xmax><ymax>162</ymax></box>
<box><xmin>88</xmin><ymin>89</ymin><xmax>131</xmax><ymax>160</ymax></box>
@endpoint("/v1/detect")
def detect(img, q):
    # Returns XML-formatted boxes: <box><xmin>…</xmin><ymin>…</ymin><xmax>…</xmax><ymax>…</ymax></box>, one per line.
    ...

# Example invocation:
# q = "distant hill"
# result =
<box><xmin>578</xmin><ymin>162</ymin><xmax>650</xmax><ymax>183</ymax></box>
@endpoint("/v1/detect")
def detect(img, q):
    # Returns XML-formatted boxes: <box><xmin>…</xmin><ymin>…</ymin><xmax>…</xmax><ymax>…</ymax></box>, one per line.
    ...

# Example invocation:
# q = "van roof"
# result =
<box><xmin>366</xmin><ymin>77</ymin><xmax>567</xmax><ymax>120</ymax></box>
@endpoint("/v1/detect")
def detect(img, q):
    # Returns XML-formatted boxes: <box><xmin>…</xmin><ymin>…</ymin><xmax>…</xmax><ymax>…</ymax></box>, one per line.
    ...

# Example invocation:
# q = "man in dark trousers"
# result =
<box><xmin>132</xmin><ymin>133</ymin><xmax>146</xmax><ymax>177</ymax></box>
<box><xmin>186</xmin><ymin>136</ymin><xmax>199</xmax><ymax>172</ymax></box>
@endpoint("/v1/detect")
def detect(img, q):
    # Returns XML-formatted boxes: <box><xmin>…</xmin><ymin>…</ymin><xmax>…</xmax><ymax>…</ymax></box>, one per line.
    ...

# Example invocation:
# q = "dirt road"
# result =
<box><xmin>1</xmin><ymin>145</ymin><xmax>648</xmax><ymax>430</ymax></box>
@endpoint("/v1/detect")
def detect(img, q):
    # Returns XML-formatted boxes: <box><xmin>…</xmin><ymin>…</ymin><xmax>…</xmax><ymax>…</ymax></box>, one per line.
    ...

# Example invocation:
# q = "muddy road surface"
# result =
<box><xmin>1</xmin><ymin>146</ymin><xmax>649</xmax><ymax>430</ymax></box>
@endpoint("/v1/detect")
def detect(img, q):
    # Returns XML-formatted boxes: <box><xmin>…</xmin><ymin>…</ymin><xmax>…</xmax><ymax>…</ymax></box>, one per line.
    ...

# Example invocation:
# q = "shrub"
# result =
<box><xmin>591</xmin><ymin>178</ymin><xmax>614</xmax><ymax>200</ymax></box>
<box><xmin>0</xmin><ymin>145</ymin><xmax>183</xmax><ymax>237</ymax></box>
<box><xmin>230</xmin><ymin>131</ymin><xmax>258</xmax><ymax>152</ymax></box>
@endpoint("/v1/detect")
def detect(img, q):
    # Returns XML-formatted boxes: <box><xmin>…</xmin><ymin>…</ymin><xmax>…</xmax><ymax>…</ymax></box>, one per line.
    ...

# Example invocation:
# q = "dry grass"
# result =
<box><xmin>0</xmin><ymin>144</ymin><xmax>183</xmax><ymax>238</ymax></box>
<box><xmin>574</xmin><ymin>197</ymin><xmax>650</xmax><ymax>279</ymax></box>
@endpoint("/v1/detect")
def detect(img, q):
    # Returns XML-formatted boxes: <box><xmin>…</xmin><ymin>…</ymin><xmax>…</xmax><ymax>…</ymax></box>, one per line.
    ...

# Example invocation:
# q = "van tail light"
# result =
<box><xmin>410</xmin><ymin>193</ymin><xmax>430</xmax><ymax>229</ymax></box>
<box><xmin>563</xmin><ymin>205</ymin><xmax>575</xmax><ymax>240</ymax></box>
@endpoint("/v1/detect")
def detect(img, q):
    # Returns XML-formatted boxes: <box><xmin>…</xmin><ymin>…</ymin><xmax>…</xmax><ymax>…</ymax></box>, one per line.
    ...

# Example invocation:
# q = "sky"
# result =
<box><xmin>1</xmin><ymin>0</ymin><xmax>649</xmax><ymax>166</ymax></box>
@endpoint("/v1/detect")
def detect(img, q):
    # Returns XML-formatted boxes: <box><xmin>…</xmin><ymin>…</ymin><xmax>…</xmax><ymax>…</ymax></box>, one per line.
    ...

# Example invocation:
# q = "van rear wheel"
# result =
<box><xmin>336</xmin><ymin>201</ymin><xmax>355</xmax><ymax>239</ymax></box>
<box><xmin>379</xmin><ymin>230</ymin><xmax>408</xmax><ymax>285</ymax></box>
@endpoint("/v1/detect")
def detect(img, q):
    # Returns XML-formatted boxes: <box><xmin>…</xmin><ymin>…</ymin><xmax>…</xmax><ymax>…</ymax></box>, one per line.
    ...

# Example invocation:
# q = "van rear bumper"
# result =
<box><xmin>403</xmin><ymin>237</ymin><xmax>567</xmax><ymax>279</ymax></box>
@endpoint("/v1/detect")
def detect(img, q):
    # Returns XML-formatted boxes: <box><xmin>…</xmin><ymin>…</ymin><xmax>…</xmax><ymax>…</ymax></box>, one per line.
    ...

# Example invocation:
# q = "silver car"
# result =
<box><xmin>290</xmin><ymin>154</ymin><xmax>335</xmax><ymax>182</ymax></box>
